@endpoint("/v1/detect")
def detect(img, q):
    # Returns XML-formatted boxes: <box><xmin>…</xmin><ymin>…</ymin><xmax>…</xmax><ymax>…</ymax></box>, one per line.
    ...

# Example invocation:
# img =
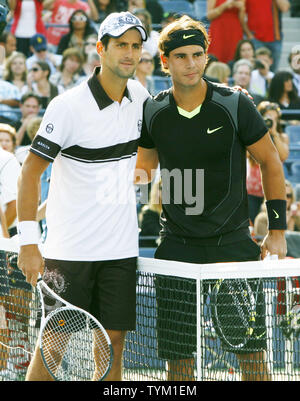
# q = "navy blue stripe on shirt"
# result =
<box><xmin>61</xmin><ymin>138</ymin><xmax>139</xmax><ymax>163</ymax></box>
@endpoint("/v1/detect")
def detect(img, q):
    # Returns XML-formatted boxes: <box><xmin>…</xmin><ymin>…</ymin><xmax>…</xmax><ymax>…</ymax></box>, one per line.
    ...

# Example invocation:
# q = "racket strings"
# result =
<box><xmin>41</xmin><ymin>308</ymin><xmax>111</xmax><ymax>381</ymax></box>
<box><xmin>214</xmin><ymin>279</ymin><xmax>257</xmax><ymax>348</ymax></box>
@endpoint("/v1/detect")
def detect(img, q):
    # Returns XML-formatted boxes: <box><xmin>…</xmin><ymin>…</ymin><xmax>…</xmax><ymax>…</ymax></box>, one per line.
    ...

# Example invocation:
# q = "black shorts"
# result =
<box><xmin>154</xmin><ymin>231</ymin><xmax>266</xmax><ymax>360</ymax></box>
<box><xmin>43</xmin><ymin>257</ymin><xmax>137</xmax><ymax>331</ymax></box>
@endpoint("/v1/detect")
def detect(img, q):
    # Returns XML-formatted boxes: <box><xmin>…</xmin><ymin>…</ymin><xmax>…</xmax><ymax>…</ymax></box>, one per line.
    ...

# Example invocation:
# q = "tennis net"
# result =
<box><xmin>1</xmin><ymin>237</ymin><xmax>300</xmax><ymax>381</ymax></box>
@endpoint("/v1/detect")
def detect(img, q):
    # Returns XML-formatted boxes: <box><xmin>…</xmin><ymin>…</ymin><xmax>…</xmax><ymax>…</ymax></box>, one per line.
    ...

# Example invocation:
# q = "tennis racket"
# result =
<box><xmin>210</xmin><ymin>278</ymin><xmax>261</xmax><ymax>351</ymax></box>
<box><xmin>36</xmin><ymin>273</ymin><xmax>113</xmax><ymax>381</ymax></box>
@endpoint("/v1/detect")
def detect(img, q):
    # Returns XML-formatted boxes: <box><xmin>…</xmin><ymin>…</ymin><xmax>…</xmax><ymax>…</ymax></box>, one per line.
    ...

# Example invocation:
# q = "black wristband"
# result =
<box><xmin>265</xmin><ymin>199</ymin><xmax>287</xmax><ymax>230</ymax></box>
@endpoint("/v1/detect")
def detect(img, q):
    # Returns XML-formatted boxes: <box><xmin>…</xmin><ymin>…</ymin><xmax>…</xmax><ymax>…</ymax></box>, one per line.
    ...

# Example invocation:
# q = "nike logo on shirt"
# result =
<box><xmin>207</xmin><ymin>126</ymin><xmax>223</xmax><ymax>134</ymax></box>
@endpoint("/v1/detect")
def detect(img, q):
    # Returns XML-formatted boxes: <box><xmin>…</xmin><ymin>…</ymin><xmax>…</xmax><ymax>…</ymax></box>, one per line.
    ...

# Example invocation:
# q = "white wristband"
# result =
<box><xmin>18</xmin><ymin>221</ymin><xmax>40</xmax><ymax>246</ymax></box>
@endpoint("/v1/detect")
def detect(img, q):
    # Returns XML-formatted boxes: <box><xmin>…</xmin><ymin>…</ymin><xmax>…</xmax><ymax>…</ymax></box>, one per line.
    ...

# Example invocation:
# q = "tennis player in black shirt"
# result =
<box><xmin>136</xmin><ymin>16</ymin><xmax>287</xmax><ymax>381</ymax></box>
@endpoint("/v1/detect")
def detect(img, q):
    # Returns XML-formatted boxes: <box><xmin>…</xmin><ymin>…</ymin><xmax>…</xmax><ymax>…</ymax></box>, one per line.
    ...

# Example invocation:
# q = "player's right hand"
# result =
<box><xmin>18</xmin><ymin>244</ymin><xmax>45</xmax><ymax>287</ymax></box>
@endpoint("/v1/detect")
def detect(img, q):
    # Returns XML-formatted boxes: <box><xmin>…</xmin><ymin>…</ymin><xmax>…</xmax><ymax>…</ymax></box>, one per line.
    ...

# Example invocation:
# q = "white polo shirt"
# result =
<box><xmin>30</xmin><ymin>67</ymin><xmax>150</xmax><ymax>261</ymax></box>
<box><xmin>0</xmin><ymin>148</ymin><xmax>21</xmax><ymax>233</ymax></box>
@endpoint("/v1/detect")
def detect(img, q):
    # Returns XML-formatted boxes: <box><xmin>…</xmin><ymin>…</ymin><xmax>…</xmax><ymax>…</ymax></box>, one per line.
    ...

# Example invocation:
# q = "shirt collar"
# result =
<box><xmin>87</xmin><ymin>66</ymin><xmax>132</xmax><ymax>110</ymax></box>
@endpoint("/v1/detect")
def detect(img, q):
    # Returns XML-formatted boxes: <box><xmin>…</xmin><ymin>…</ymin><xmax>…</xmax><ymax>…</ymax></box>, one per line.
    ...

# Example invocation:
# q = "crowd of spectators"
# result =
<box><xmin>0</xmin><ymin>0</ymin><xmax>299</xmax><ymax>250</ymax></box>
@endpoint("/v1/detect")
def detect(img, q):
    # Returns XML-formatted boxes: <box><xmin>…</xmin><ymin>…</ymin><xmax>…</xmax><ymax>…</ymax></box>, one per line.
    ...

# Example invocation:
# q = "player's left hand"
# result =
<box><xmin>260</xmin><ymin>230</ymin><xmax>287</xmax><ymax>259</ymax></box>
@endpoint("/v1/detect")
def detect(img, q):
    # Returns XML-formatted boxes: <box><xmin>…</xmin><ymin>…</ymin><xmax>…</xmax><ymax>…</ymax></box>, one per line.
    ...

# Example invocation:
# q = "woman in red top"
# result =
<box><xmin>9</xmin><ymin>0</ymin><xmax>46</xmax><ymax>57</ymax></box>
<box><xmin>207</xmin><ymin>0</ymin><xmax>248</xmax><ymax>63</ymax></box>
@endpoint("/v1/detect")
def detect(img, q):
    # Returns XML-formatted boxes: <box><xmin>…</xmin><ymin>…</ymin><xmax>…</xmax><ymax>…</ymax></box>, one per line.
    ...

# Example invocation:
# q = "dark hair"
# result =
<box><xmin>34</xmin><ymin>60</ymin><xmax>51</xmax><ymax>80</ymax></box>
<box><xmin>68</xmin><ymin>9</ymin><xmax>95</xmax><ymax>37</ymax></box>
<box><xmin>233</xmin><ymin>39</ymin><xmax>255</xmax><ymax>62</ymax></box>
<box><xmin>100</xmin><ymin>35</ymin><xmax>111</xmax><ymax>49</ymax></box>
<box><xmin>21</xmin><ymin>92</ymin><xmax>41</xmax><ymax>105</ymax></box>
<box><xmin>0</xmin><ymin>31</ymin><xmax>15</xmax><ymax>44</ymax></box>
<box><xmin>93</xmin><ymin>0</ymin><xmax>117</xmax><ymax>15</ymax></box>
<box><xmin>268</xmin><ymin>71</ymin><xmax>298</xmax><ymax>103</ymax></box>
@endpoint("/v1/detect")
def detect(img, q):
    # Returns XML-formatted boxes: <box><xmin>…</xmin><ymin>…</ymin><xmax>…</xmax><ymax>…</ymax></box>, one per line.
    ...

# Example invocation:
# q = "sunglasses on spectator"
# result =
<box><xmin>85</xmin><ymin>41</ymin><xmax>97</xmax><ymax>46</ymax></box>
<box><xmin>139</xmin><ymin>58</ymin><xmax>153</xmax><ymax>64</ymax></box>
<box><xmin>286</xmin><ymin>193</ymin><xmax>293</xmax><ymax>199</ymax></box>
<box><xmin>31</xmin><ymin>67</ymin><xmax>41</xmax><ymax>72</ymax></box>
<box><xmin>72</xmin><ymin>15</ymin><xmax>87</xmax><ymax>22</ymax></box>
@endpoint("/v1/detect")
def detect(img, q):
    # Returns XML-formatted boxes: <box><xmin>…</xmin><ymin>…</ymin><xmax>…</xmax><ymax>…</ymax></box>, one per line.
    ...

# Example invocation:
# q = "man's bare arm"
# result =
<box><xmin>17</xmin><ymin>152</ymin><xmax>50</xmax><ymax>286</ymax></box>
<box><xmin>247</xmin><ymin>133</ymin><xmax>287</xmax><ymax>259</ymax></box>
<box><xmin>5</xmin><ymin>200</ymin><xmax>16</xmax><ymax>227</ymax></box>
<box><xmin>135</xmin><ymin>147</ymin><xmax>159</xmax><ymax>184</ymax></box>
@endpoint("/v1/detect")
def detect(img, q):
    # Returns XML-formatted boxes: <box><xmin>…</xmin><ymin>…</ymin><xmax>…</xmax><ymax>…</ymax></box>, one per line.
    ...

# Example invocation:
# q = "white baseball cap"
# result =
<box><xmin>98</xmin><ymin>12</ymin><xmax>147</xmax><ymax>42</ymax></box>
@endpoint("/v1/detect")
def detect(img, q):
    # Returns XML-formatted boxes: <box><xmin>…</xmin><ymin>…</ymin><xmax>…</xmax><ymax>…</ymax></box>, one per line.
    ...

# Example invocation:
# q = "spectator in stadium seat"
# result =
<box><xmin>133</xmin><ymin>8</ymin><xmax>160</xmax><ymax>74</ymax></box>
<box><xmin>3</xmin><ymin>52</ymin><xmax>28</xmax><ymax>93</ymax></box>
<box><xmin>249</xmin><ymin>47</ymin><xmax>274</xmax><ymax>99</ymax></box>
<box><xmin>145</xmin><ymin>0</ymin><xmax>164</xmax><ymax>24</ymax></box>
<box><xmin>161</xmin><ymin>12</ymin><xmax>182</xmax><ymax>30</ymax></box>
<box><xmin>288</xmin><ymin>46</ymin><xmax>300</xmax><ymax>97</ymax></box>
<box><xmin>0</xmin><ymin>32</ymin><xmax>17</xmax><ymax>63</ymax></box>
<box><xmin>43</xmin><ymin>0</ymin><xmax>92</xmax><ymax>52</ymax></box>
<box><xmin>207</xmin><ymin>0</ymin><xmax>248</xmax><ymax>64</ymax></box>
<box><xmin>8</xmin><ymin>0</ymin><xmax>47</xmax><ymax>57</ymax></box>
<box><xmin>81</xmin><ymin>50</ymin><xmax>101</xmax><ymax>77</ymax></box>
<box><xmin>17</xmin><ymin>11</ymin><xmax>149</xmax><ymax>381</ymax></box>
<box><xmin>50</xmin><ymin>47</ymin><xmax>84</xmax><ymax>91</ymax></box>
<box><xmin>128</xmin><ymin>0</ymin><xmax>145</xmax><ymax>13</ymax></box>
<box><xmin>258</xmin><ymin>101</ymin><xmax>289</xmax><ymax>162</ymax></box>
<box><xmin>268</xmin><ymin>70</ymin><xmax>300</xmax><ymax>111</ymax></box>
<box><xmin>0</xmin><ymin>79</ymin><xmax>21</xmax><ymax>124</ymax></box>
<box><xmin>0</xmin><ymin>121</ymin><xmax>30</xmax><ymax>164</ymax></box>
<box><xmin>26</xmin><ymin>34</ymin><xmax>61</xmax><ymax>77</ymax></box>
<box><xmin>232</xmin><ymin>58</ymin><xmax>265</xmax><ymax>105</ymax></box>
<box><xmin>227</xmin><ymin>38</ymin><xmax>255</xmax><ymax>74</ymax></box>
<box><xmin>13</xmin><ymin>92</ymin><xmax>41</xmax><ymax>147</ymax></box>
<box><xmin>80</xmin><ymin>34</ymin><xmax>99</xmax><ymax>76</ymax></box>
<box><xmin>134</xmin><ymin>49</ymin><xmax>155</xmax><ymax>94</ymax></box>
<box><xmin>286</xmin><ymin>180</ymin><xmax>300</xmax><ymax>231</ymax></box>
<box><xmin>57</xmin><ymin>9</ymin><xmax>97</xmax><ymax>55</ymax></box>
<box><xmin>89</xmin><ymin>0</ymin><xmax>119</xmax><ymax>26</ymax></box>
<box><xmin>133</xmin><ymin>8</ymin><xmax>159</xmax><ymax>59</ymax></box>
<box><xmin>22</xmin><ymin>61</ymin><xmax>63</xmax><ymax>109</ymax></box>
<box><xmin>0</xmin><ymin>123</ymin><xmax>17</xmax><ymax>155</ymax></box>
<box><xmin>205</xmin><ymin>61</ymin><xmax>231</xmax><ymax>84</ymax></box>
<box><xmin>244</xmin><ymin>0</ymin><xmax>290</xmax><ymax>72</ymax></box>
<box><xmin>136</xmin><ymin>14</ymin><xmax>287</xmax><ymax>382</ymax></box>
